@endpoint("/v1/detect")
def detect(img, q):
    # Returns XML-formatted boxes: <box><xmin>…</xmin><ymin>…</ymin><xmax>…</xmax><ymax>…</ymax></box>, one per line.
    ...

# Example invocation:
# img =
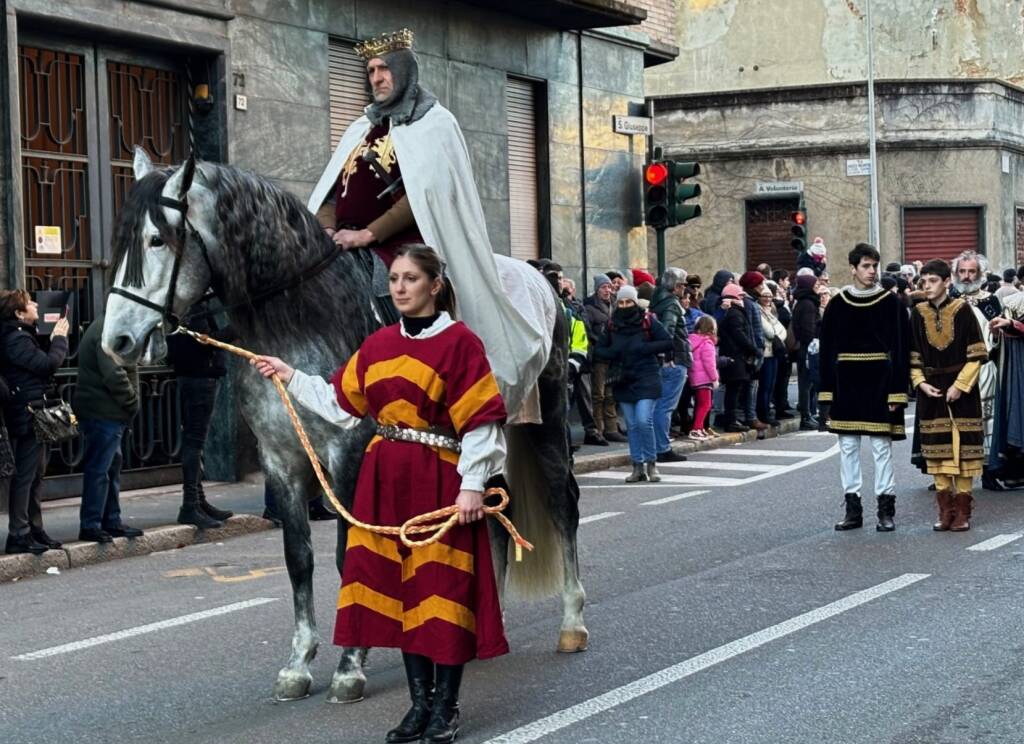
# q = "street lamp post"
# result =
<box><xmin>866</xmin><ymin>0</ymin><xmax>881</xmax><ymax>250</ymax></box>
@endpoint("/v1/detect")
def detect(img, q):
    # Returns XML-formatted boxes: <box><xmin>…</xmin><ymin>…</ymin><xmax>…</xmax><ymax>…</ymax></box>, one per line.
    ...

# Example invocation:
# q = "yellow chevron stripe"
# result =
<box><xmin>340</xmin><ymin>351</ymin><xmax>367</xmax><ymax>414</ymax></box>
<box><xmin>449</xmin><ymin>374</ymin><xmax>501</xmax><ymax>432</ymax></box>
<box><xmin>403</xmin><ymin>595</ymin><xmax>476</xmax><ymax>633</ymax></box>
<box><xmin>402</xmin><ymin>541</ymin><xmax>474</xmax><ymax>582</ymax></box>
<box><xmin>364</xmin><ymin>355</ymin><xmax>446</xmax><ymax>402</ymax></box>
<box><xmin>347</xmin><ymin>526</ymin><xmax>401</xmax><ymax>563</ymax></box>
<box><xmin>337</xmin><ymin>581</ymin><xmax>403</xmax><ymax>623</ymax></box>
<box><xmin>376</xmin><ymin>399</ymin><xmax>430</xmax><ymax>428</ymax></box>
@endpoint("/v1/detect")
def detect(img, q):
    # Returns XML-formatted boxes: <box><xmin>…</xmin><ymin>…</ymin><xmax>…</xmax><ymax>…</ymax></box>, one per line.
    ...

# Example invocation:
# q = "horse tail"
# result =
<box><xmin>503</xmin><ymin>424</ymin><xmax>564</xmax><ymax>600</ymax></box>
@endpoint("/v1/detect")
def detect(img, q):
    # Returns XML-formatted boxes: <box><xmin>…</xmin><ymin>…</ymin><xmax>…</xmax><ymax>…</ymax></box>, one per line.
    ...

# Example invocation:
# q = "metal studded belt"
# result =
<box><xmin>376</xmin><ymin>423</ymin><xmax>461</xmax><ymax>453</ymax></box>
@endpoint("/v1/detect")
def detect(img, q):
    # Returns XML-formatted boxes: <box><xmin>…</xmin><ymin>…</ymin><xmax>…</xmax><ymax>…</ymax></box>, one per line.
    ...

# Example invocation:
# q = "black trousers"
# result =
<box><xmin>7</xmin><ymin>433</ymin><xmax>44</xmax><ymax>536</ymax></box>
<box><xmin>179</xmin><ymin>377</ymin><xmax>220</xmax><ymax>504</ymax></box>
<box><xmin>796</xmin><ymin>350</ymin><xmax>814</xmax><ymax>419</ymax></box>
<box><xmin>572</xmin><ymin>370</ymin><xmax>597</xmax><ymax>433</ymax></box>
<box><xmin>723</xmin><ymin>381</ymin><xmax>743</xmax><ymax>427</ymax></box>
<box><xmin>774</xmin><ymin>352</ymin><xmax>793</xmax><ymax>412</ymax></box>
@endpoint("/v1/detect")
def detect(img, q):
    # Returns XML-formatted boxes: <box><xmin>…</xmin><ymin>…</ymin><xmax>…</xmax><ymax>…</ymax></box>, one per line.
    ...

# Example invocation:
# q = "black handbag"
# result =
<box><xmin>28</xmin><ymin>398</ymin><xmax>79</xmax><ymax>444</ymax></box>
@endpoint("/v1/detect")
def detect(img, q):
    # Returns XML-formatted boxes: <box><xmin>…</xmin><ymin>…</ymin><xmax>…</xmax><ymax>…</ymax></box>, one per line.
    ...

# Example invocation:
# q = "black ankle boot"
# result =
<box><xmin>422</xmin><ymin>663</ymin><xmax>462</xmax><ymax>743</ymax></box>
<box><xmin>876</xmin><ymin>494</ymin><xmax>896</xmax><ymax>532</ymax></box>
<box><xmin>5</xmin><ymin>533</ymin><xmax>48</xmax><ymax>555</ymax></box>
<box><xmin>386</xmin><ymin>653</ymin><xmax>434</xmax><ymax>743</ymax></box>
<box><xmin>834</xmin><ymin>493</ymin><xmax>863</xmax><ymax>530</ymax></box>
<box><xmin>199</xmin><ymin>494</ymin><xmax>234</xmax><ymax>522</ymax></box>
<box><xmin>177</xmin><ymin>503</ymin><xmax>224</xmax><ymax>529</ymax></box>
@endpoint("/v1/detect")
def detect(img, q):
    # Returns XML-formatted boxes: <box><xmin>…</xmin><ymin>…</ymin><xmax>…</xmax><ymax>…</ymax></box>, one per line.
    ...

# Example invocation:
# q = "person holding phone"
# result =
<box><xmin>0</xmin><ymin>290</ymin><xmax>69</xmax><ymax>554</ymax></box>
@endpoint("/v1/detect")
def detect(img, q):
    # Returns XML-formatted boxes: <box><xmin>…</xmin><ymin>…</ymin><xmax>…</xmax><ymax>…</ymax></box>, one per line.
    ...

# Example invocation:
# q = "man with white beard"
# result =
<box><xmin>951</xmin><ymin>250</ymin><xmax>1001</xmax><ymax>490</ymax></box>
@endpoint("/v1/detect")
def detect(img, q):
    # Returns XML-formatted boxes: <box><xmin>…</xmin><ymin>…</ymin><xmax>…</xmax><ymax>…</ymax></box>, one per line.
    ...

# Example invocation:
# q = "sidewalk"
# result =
<box><xmin>0</xmin><ymin>418</ymin><xmax>800</xmax><ymax>583</ymax></box>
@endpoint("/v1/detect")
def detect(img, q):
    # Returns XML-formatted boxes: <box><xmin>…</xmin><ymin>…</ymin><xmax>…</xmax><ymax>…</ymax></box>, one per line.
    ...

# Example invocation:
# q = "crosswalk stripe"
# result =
<box><xmin>641</xmin><ymin>490</ymin><xmax>710</xmax><ymax>506</ymax></box>
<box><xmin>658</xmin><ymin>460</ymin><xmax>781</xmax><ymax>473</ymax></box>
<box><xmin>580</xmin><ymin>471</ymin><xmax>742</xmax><ymax>486</ymax></box>
<box><xmin>701</xmin><ymin>448</ymin><xmax>826</xmax><ymax>458</ymax></box>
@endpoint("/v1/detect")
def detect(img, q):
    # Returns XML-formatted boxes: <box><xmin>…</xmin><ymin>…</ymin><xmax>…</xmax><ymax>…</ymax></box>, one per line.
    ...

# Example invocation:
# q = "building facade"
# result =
<box><xmin>0</xmin><ymin>0</ymin><xmax>676</xmax><ymax>500</ymax></box>
<box><xmin>645</xmin><ymin>0</ymin><xmax>1024</xmax><ymax>280</ymax></box>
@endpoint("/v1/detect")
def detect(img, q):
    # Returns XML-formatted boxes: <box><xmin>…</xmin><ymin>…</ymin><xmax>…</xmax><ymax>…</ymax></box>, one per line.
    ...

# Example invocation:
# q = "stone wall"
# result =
<box><xmin>647</xmin><ymin>0</ymin><xmax>1024</xmax><ymax>97</ymax></box>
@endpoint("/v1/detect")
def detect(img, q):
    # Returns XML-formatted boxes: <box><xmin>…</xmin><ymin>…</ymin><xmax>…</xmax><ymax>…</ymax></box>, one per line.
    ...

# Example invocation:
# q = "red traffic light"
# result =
<box><xmin>645</xmin><ymin>163</ymin><xmax>669</xmax><ymax>186</ymax></box>
<box><xmin>791</xmin><ymin>210</ymin><xmax>806</xmax><ymax>225</ymax></box>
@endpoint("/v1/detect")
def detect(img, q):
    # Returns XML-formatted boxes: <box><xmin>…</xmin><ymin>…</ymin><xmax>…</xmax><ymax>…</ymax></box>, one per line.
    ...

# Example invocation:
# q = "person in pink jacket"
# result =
<box><xmin>688</xmin><ymin>315</ymin><xmax>720</xmax><ymax>439</ymax></box>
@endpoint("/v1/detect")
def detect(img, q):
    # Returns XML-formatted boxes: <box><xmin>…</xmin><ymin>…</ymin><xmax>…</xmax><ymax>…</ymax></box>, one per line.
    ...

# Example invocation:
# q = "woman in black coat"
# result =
<box><xmin>594</xmin><ymin>285</ymin><xmax>673</xmax><ymax>483</ymax></box>
<box><xmin>717</xmin><ymin>285</ymin><xmax>760</xmax><ymax>432</ymax></box>
<box><xmin>0</xmin><ymin>290</ymin><xmax>69</xmax><ymax>554</ymax></box>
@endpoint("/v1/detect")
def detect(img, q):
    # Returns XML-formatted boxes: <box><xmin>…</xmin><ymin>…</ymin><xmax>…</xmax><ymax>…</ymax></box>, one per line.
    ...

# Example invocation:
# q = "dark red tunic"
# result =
<box><xmin>330</xmin><ymin>321</ymin><xmax>509</xmax><ymax>664</ymax></box>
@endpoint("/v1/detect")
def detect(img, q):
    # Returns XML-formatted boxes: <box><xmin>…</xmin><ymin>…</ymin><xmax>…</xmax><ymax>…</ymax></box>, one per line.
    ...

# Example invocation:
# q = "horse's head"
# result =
<box><xmin>102</xmin><ymin>147</ymin><xmax>218</xmax><ymax>366</ymax></box>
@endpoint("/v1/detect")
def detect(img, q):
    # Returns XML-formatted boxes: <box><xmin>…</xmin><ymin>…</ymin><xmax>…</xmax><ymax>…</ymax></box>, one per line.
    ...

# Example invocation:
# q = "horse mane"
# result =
<box><xmin>110</xmin><ymin>168</ymin><xmax>180</xmax><ymax>288</ymax></box>
<box><xmin>203</xmin><ymin>163</ymin><xmax>377</xmax><ymax>353</ymax></box>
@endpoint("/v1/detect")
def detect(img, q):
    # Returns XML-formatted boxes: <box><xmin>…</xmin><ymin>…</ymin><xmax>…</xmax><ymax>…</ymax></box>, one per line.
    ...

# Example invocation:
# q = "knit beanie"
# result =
<box><xmin>721</xmin><ymin>284</ymin><xmax>744</xmax><ymax>300</ymax></box>
<box><xmin>795</xmin><ymin>273</ymin><xmax>818</xmax><ymax>290</ymax></box>
<box><xmin>616</xmin><ymin>285</ymin><xmax>639</xmax><ymax>303</ymax></box>
<box><xmin>631</xmin><ymin>268</ymin><xmax>656</xmax><ymax>287</ymax></box>
<box><xmin>592</xmin><ymin>273</ymin><xmax>612</xmax><ymax>292</ymax></box>
<box><xmin>738</xmin><ymin>271</ymin><xmax>765</xmax><ymax>292</ymax></box>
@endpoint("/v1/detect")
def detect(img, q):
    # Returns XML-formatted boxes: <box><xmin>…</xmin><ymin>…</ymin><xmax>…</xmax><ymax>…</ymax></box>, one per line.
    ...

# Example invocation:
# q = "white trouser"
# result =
<box><xmin>838</xmin><ymin>434</ymin><xmax>895</xmax><ymax>496</ymax></box>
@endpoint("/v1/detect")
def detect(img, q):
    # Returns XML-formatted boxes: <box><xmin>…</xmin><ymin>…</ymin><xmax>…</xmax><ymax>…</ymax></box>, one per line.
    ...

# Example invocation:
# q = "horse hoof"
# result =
<box><xmin>326</xmin><ymin>673</ymin><xmax>366</xmax><ymax>704</ymax></box>
<box><xmin>557</xmin><ymin>628</ymin><xmax>589</xmax><ymax>653</ymax></box>
<box><xmin>273</xmin><ymin>669</ymin><xmax>313</xmax><ymax>702</ymax></box>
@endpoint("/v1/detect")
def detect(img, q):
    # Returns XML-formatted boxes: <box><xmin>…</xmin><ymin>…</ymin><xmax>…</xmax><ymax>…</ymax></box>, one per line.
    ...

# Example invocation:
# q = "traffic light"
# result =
<box><xmin>668</xmin><ymin>161</ymin><xmax>701</xmax><ymax>225</ymax></box>
<box><xmin>790</xmin><ymin>198</ymin><xmax>807</xmax><ymax>251</ymax></box>
<box><xmin>644</xmin><ymin>161</ymin><xmax>670</xmax><ymax>228</ymax></box>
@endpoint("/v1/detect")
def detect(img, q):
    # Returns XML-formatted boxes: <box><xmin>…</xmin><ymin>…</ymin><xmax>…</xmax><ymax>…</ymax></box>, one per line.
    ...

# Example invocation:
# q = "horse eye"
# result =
<box><xmin>149</xmin><ymin>236</ymin><xmax>165</xmax><ymax>248</ymax></box>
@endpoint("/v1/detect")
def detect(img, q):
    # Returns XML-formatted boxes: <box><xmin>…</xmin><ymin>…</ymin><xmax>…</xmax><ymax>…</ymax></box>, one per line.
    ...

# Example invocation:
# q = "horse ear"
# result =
<box><xmin>165</xmin><ymin>156</ymin><xmax>197</xmax><ymax>201</ymax></box>
<box><xmin>132</xmin><ymin>146</ymin><xmax>154</xmax><ymax>180</ymax></box>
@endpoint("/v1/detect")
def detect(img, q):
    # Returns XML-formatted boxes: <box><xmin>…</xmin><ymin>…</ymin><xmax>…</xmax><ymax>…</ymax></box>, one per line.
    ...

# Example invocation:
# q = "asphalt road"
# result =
<box><xmin>3</xmin><ymin>419</ymin><xmax>1024</xmax><ymax>744</ymax></box>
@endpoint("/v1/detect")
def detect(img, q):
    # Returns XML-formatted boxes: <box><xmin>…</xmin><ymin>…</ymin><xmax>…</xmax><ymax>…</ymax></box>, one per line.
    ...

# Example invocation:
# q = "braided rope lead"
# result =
<box><xmin>175</xmin><ymin>327</ymin><xmax>534</xmax><ymax>560</ymax></box>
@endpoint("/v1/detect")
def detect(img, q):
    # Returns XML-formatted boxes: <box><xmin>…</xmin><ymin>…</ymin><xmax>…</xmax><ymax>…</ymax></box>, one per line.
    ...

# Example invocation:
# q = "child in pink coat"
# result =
<box><xmin>688</xmin><ymin>315</ymin><xmax>720</xmax><ymax>439</ymax></box>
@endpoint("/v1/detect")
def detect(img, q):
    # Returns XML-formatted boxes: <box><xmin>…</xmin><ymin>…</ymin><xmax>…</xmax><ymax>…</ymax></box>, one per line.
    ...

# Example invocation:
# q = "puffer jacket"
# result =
<box><xmin>593</xmin><ymin>307</ymin><xmax>673</xmax><ymax>402</ymax></box>
<box><xmin>791</xmin><ymin>287</ymin><xmax>821</xmax><ymax>352</ymax></box>
<box><xmin>0</xmin><ymin>320</ymin><xmax>68</xmax><ymax>436</ymax></box>
<box><xmin>689</xmin><ymin>333</ymin><xmax>719</xmax><ymax>387</ymax></box>
<box><xmin>582</xmin><ymin>293</ymin><xmax>612</xmax><ymax>347</ymax></box>
<box><xmin>649</xmin><ymin>287</ymin><xmax>692</xmax><ymax>368</ymax></box>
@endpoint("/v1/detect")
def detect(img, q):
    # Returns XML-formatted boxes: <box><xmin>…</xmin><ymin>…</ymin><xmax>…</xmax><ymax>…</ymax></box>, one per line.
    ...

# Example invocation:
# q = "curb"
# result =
<box><xmin>0</xmin><ymin>514</ymin><xmax>272</xmax><ymax>584</ymax></box>
<box><xmin>2</xmin><ymin>421</ymin><xmax>803</xmax><ymax>583</ymax></box>
<box><xmin>574</xmin><ymin>418</ymin><xmax>801</xmax><ymax>474</ymax></box>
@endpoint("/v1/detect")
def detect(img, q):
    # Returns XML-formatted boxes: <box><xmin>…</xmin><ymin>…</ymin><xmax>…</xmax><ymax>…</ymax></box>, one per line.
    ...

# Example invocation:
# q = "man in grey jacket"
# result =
<box><xmin>650</xmin><ymin>268</ymin><xmax>692</xmax><ymax>462</ymax></box>
<box><xmin>72</xmin><ymin>315</ymin><xmax>144</xmax><ymax>543</ymax></box>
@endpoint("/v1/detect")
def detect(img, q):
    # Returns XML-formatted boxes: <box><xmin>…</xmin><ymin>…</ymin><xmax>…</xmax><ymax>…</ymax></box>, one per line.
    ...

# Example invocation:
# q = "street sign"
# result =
<box><xmin>613</xmin><ymin>115</ymin><xmax>652</xmax><ymax>136</ymax></box>
<box><xmin>755</xmin><ymin>181</ymin><xmax>803</xmax><ymax>195</ymax></box>
<box><xmin>846</xmin><ymin>158</ymin><xmax>872</xmax><ymax>176</ymax></box>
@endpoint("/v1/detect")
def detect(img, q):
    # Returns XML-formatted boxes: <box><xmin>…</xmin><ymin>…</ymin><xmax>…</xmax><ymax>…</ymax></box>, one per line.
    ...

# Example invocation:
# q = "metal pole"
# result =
<box><xmin>656</xmin><ymin>228</ymin><xmax>666</xmax><ymax>276</ymax></box>
<box><xmin>866</xmin><ymin>0</ymin><xmax>881</xmax><ymax>250</ymax></box>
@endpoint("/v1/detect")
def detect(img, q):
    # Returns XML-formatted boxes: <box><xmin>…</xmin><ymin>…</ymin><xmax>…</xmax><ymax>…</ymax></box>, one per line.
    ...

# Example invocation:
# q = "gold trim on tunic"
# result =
<box><xmin>829</xmin><ymin>419</ymin><xmax>905</xmax><ymax>435</ymax></box>
<box><xmin>838</xmin><ymin>289</ymin><xmax>891</xmax><ymax>308</ymax></box>
<box><xmin>836</xmin><ymin>352</ymin><xmax>890</xmax><ymax>361</ymax></box>
<box><xmin>915</xmin><ymin>298</ymin><xmax>964</xmax><ymax>351</ymax></box>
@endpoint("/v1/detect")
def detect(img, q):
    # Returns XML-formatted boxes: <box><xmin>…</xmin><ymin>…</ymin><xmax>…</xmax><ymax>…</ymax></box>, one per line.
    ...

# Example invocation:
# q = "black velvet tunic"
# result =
<box><xmin>818</xmin><ymin>287</ymin><xmax>910</xmax><ymax>439</ymax></box>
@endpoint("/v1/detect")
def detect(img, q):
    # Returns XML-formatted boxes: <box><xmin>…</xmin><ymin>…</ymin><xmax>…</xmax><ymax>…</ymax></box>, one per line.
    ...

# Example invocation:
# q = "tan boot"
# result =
<box><xmin>932</xmin><ymin>490</ymin><xmax>955</xmax><ymax>531</ymax></box>
<box><xmin>949</xmin><ymin>492</ymin><xmax>973</xmax><ymax>531</ymax></box>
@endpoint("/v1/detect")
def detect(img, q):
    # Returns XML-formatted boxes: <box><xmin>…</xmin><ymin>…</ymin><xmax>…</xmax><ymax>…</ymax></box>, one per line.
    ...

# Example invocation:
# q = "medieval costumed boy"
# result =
<box><xmin>911</xmin><ymin>260</ymin><xmax>989</xmax><ymax>531</ymax></box>
<box><xmin>818</xmin><ymin>243</ymin><xmax>910</xmax><ymax>532</ymax></box>
<box><xmin>254</xmin><ymin>246</ymin><xmax>508</xmax><ymax>744</ymax></box>
<box><xmin>307</xmin><ymin>28</ymin><xmax>551</xmax><ymax>422</ymax></box>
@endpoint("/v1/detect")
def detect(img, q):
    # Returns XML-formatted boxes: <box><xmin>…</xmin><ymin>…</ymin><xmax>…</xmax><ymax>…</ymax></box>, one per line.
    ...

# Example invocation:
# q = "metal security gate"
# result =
<box><xmin>506</xmin><ymin>77</ymin><xmax>540</xmax><ymax>262</ymax></box>
<box><xmin>902</xmin><ymin>207</ymin><xmax>981</xmax><ymax>264</ymax></box>
<box><xmin>1016</xmin><ymin>207</ymin><xmax>1024</xmax><ymax>267</ymax></box>
<box><xmin>745</xmin><ymin>197</ymin><xmax>799</xmax><ymax>274</ymax></box>
<box><xmin>18</xmin><ymin>38</ymin><xmax>189</xmax><ymax>499</ymax></box>
<box><xmin>327</xmin><ymin>38</ymin><xmax>368</xmax><ymax>149</ymax></box>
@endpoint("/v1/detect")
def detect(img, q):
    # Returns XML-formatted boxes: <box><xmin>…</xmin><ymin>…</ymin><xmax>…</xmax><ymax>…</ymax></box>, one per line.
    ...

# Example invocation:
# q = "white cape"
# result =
<box><xmin>308</xmin><ymin>104</ymin><xmax>554</xmax><ymax>415</ymax></box>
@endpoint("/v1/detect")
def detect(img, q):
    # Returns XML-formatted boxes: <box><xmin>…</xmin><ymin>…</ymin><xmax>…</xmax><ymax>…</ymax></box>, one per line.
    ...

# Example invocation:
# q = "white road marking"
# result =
<box><xmin>708</xmin><ymin>448</ymin><xmax>825</xmax><ymax>458</ymax></box>
<box><xmin>582</xmin><ymin>471</ymin><xmax>741</xmax><ymax>486</ymax></box>
<box><xmin>483</xmin><ymin>573</ymin><xmax>929</xmax><ymax>744</ymax></box>
<box><xmin>578</xmin><ymin>511</ymin><xmax>623</xmax><ymax>524</ymax></box>
<box><xmin>641</xmin><ymin>490</ymin><xmax>710</xmax><ymax>506</ymax></box>
<box><xmin>657</xmin><ymin>460</ymin><xmax>781</xmax><ymax>473</ymax></box>
<box><xmin>12</xmin><ymin>598</ymin><xmax>279</xmax><ymax>661</ymax></box>
<box><xmin>966</xmin><ymin>533</ymin><xmax>1023</xmax><ymax>552</ymax></box>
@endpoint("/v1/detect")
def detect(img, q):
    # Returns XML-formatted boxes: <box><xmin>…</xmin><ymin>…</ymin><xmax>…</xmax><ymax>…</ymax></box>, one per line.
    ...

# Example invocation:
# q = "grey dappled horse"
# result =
<box><xmin>101</xmin><ymin>149</ymin><xmax>587</xmax><ymax>703</ymax></box>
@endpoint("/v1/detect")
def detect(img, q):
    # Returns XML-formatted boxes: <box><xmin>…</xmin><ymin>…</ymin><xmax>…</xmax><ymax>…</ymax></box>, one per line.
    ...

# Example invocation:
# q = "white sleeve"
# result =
<box><xmin>457</xmin><ymin>423</ymin><xmax>506</xmax><ymax>492</ymax></box>
<box><xmin>286</xmin><ymin>369</ymin><xmax>361</xmax><ymax>429</ymax></box>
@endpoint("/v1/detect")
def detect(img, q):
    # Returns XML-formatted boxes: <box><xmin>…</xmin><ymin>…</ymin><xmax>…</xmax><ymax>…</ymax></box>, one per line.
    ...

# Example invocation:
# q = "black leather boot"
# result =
<box><xmin>198</xmin><ymin>483</ymin><xmax>234</xmax><ymax>522</ymax></box>
<box><xmin>386</xmin><ymin>653</ymin><xmax>434</xmax><ymax>743</ymax></box>
<box><xmin>834</xmin><ymin>493</ymin><xmax>863</xmax><ymax>531</ymax></box>
<box><xmin>177</xmin><ymin>481</ymin><xmax>223</xmax><ymax>529</ymax></box>
<box><xmin>30</xmin><ymin>527</ymin><xmax>62</xmax><ymax>550</ymax></box>
<box><xmin>876</xmin><ymin>494</ymin><xmax>896</xmax><ymax>532</ymax></box>
<box><xmin>5</xmin><ymin>533</ymin><xmax>48</xmax><ymax>555</ymax></box>
<box><xmin>422</xmin><ymin>663</ymin><xmax>462</xmax><ymax>743</ymax></box>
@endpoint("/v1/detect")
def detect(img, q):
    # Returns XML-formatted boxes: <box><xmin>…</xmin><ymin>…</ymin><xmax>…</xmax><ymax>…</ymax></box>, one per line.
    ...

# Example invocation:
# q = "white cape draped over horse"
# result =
<box><xmin>307</xmin><ymin>103</ymin><xmax>555</xmax><ymax>417</ymax></box>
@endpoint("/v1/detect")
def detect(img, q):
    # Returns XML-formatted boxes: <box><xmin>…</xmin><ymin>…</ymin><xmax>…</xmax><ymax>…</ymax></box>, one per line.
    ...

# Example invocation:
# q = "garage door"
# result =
<box><xmin>903</xmin><ymin>207</ymin><xmax>980</xmax><ymax>264</ymax></box>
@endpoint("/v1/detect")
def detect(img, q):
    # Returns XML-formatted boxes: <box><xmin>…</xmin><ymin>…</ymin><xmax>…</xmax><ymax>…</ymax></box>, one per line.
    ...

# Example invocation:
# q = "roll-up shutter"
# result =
<box><xmin>328</xmin><ymin>39</ymin><xmax>368</xmax><ymax>148</ymax></box>
<box><xmin>506</xmin><ymin>77</ymin><xmax>539</xmax><ymax>261</ymax></box>
<box><xmin>903</xmin><ymin>207</ymin><xmax>981</xmax><ymax>263</ymax></box>
<box><xmin>745</xmin><ymin>198</ymin><xmax>799</xmax><ymax>273</ymax></box>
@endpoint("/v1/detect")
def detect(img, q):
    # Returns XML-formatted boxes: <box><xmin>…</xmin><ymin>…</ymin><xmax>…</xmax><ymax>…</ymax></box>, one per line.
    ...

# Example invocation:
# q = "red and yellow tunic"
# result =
<box><xmin>330</xmin><ymin>320</ymin><xmax>509</xmax><ymax>664</ymax></box>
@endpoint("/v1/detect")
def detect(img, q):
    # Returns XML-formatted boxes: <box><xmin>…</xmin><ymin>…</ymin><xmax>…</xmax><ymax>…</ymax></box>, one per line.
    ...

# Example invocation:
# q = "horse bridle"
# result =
<box><xmin>108</xmin><ymin>194</ymin><xmax>213</xmax><ymax>333</ymax></box>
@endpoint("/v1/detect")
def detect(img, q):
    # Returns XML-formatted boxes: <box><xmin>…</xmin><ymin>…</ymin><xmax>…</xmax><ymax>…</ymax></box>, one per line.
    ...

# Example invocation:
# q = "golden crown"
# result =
<box><xmin>354</xmin><ymin>28</ymin><xmax>414</xmax><ymax>60</ymax></box>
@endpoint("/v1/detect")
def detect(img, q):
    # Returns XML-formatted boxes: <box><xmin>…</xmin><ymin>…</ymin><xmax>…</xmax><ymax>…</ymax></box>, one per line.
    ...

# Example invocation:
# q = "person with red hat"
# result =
<box><xmin>737</xmin><ymin>270</ymin><xmax>769</xmax><ymax>431</ymax></box>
